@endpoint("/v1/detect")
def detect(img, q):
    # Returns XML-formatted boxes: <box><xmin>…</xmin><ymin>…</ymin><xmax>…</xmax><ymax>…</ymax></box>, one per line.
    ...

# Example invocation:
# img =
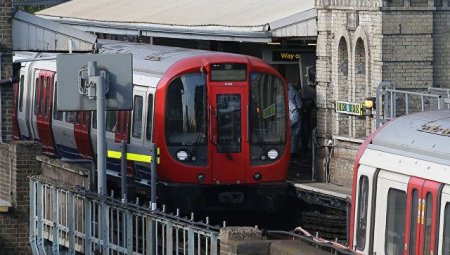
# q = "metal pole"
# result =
<box><xmin>151</xmin><ymin>143</ymin><xmax>157</xmax><ymax>255</ymax></box>
<box><xmin>121</xmin><ymin>140</ymin><xmax>127</xmax><ymax>203</ymax></box>
<box><xmin>89</xmin><ymin>61</ymin><xmax>107</xmax><ymax>196</ymax></box>
<box><xmin>311</xmin><ymin>128</ymin><xmax>316</xmax><ymax>181</ymax></box>
<box><xmin>151</xmin><ymin>143</ymin><xmax>157</xmax><ymax>211</ymax></box>
<box><xmin>29</xmin><ymin>180</ymin><xmax>39</xmax><ymax>255</ymax></box>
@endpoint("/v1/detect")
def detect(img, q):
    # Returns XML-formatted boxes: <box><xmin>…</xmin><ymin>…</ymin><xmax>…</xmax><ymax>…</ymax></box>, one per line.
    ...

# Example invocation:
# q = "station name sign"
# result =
<box><xmin>272</xmin><ymin>50</ymin><xmax>301</xmax><ymax>62</ymax></box>
<box><xmin>335</xmin><ymin>101</ymin><xmax>364</xmax><ymax>116</ymax></box>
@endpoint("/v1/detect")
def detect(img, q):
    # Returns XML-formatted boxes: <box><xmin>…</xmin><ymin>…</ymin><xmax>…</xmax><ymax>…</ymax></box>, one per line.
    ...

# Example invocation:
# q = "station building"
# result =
<box><xmin>315</xmin><ymin>0</ymin><xmax>450</xmax><ymax>186</ymax></box>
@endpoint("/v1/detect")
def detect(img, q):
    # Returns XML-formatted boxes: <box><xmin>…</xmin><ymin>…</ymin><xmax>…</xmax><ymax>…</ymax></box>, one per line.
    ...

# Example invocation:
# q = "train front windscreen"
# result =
<box><xmin>164</xmin><ymin>68</ymin><xmax>286</xmax><ymax>170</ymax></box>
<box><xmin>249</xmin><ymin>72</ymin><xmax>286</xmax><ymax>164</ymax></box>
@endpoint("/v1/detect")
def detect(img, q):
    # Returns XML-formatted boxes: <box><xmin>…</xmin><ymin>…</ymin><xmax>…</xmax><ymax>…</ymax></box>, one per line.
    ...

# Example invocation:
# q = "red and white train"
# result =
<box><xmin>12</xmin><ymin>40</ymin><xmax>290</xmax><ymax>211</ymax></box>
<box><xmin>349</xmin><ymin>110</ymin><xmax>450</xmax><ymax>254</ymax></box>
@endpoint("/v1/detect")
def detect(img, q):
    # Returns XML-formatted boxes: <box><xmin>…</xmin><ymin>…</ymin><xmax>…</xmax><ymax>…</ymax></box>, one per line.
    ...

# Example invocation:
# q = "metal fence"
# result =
<box><xmin>375</xmin><ymin>82</ymin><xmax>450</xmax><ymax>128</ymax></box>
<box><xmin>29</xmin><ymin>177</ymin><xmax>220</xmax><ymax>255</ymax></box>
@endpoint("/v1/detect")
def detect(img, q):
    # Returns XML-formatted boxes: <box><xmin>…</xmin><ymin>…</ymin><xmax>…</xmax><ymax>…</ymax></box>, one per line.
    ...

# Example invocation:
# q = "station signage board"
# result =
<box><xmin>335</xmin><ymin>101</ymin><xmax>364</xmax><ymax>116</ymax></box>
<box><xmin>272</xmin><ymin>50</ymin><xmax>302</xmax><ymax>62</ymax></box>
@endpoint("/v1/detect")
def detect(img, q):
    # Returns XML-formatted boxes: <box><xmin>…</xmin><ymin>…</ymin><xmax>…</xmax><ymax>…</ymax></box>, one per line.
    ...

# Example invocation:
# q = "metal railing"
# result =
<box><xmin>29</xmin><ymin>177</ymin><xmax>220</xmax><ymax>255</ymax></box>
<box><xmin>375</xmin><ymin>82</ymin><xmax>450</xmax><ymax>128</ymax></box>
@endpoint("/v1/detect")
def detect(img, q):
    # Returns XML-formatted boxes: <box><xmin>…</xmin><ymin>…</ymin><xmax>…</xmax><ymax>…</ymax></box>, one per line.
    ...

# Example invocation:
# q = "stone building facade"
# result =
<box><xmin>0</xmin><ymin>0</ymin><xmax>13</xmax><ymax>142</ymax></box>
<box><xmin>315</xmin><ymin>0</ymin><xmax>449</xmax><ymax>186</ymax></box>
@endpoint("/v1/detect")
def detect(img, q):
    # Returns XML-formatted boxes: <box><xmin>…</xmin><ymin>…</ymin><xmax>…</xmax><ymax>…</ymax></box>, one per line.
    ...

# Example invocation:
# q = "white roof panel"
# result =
<box><xmin>37</xmin><ymin>0</ymin><xmax>316</xmax><ymax>39</ymax></box>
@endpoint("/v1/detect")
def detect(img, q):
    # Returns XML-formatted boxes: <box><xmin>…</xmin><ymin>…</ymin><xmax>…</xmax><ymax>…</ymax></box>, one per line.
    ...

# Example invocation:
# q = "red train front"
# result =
<box><xmin>12</xmin><ymin>42</ymin><xmax>290</xmax><ymax>212</ymax></box>
<box><xmin>154</xmin><ymin>53</ymin><xmax>290</xmax><ymax>211</ymax></box>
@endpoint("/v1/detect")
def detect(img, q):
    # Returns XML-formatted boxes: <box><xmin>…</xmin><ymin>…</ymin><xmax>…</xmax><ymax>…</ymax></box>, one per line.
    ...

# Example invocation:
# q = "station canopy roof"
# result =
<box><xmin>37</xmin><ymin>0</ymin><xmax>316</xmax><ymax>42</ymax></box>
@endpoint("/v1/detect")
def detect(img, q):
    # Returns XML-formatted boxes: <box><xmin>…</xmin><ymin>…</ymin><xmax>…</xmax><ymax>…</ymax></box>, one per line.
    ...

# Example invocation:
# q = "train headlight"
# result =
<box><xmin>254</xmin><ymin>172</ymin><xmax>262</xmax><ymax>180</ymax></box>
<box><xmin>176</xmin><ymin>150</ymin><xmax>189</xmax><ymax>161</ymax></box>
<box><xmin>197</xmin><ymin>173</ymin><xmax>205</xmax><ymax>182</ymax></box>
<box><xmin>267</xmin><ymin>149</ymin><xmax>279</xmax><ymax>160</ymax></box>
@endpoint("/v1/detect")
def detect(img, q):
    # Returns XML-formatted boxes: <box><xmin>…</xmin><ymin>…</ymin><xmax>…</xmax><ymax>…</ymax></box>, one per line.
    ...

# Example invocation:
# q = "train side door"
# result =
<box><xmin>210</xmin><ymin>86</ymin><xmax>247</xmax><ymax>183</ymax></box>
<box><xmin>74</xmin><ymin>111</ymin><xmax>94</xmax><ymax>160</ymax></box>
<box><xmin>130</xmin><ymin>90</ymin><xmax>146</xmax><ymax>146</ymax></box>
<box><xmin>372</xmin><ymin>170</ymin><xmax>409</xmax><ymax>255</ymax></box>
<box><xmin>35</xmin><ymin>70</ymin><xmax>56</xmax><ymax>154</ymax></box>
<box><xmin>129</xmin><ymin>89</ymin><xmax>147</xmax><ymax>178</ymax></box>
<box><xmin>352</xmin><ymin>165</ymin><xmax>378</xmax><ymax>254</ymax></box>
<box><xmin>404</xmin><ymin>177</ymin><xmax>442</xmax><ymax>255</ymax></box>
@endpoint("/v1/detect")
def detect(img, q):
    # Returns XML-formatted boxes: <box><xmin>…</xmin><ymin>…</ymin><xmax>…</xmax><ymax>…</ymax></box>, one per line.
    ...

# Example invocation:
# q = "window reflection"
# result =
<box><xmin>385</xmin><ymin>189</ymin><xmax>406</xmax><ymax>255</ymax></box>
<box><xmin>166</xmin><ymin>73</ymin><xmax>206</xmax><ymax>146</ymax></box>
<box><xmin>216</xmin><ymin>94</ymin><xmax>241</xmax><ymax>153</ymax></box>
<box><xmin>250</xmin><ymin>73</ymin><xmax>286</xmax><ymax>144</ymax></box>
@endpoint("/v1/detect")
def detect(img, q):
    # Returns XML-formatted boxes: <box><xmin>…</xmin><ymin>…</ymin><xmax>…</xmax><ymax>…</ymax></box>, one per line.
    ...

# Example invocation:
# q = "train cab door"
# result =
<box><xmin>35</xmin><ymin>70</ymin><xmax>56</xmax><ymax>154</ymax></box>
<box><xmin>210</xmin><ymin>86</ymin><xmax>247</xmax><ymax>183</ymax></box>
<box><xmin>403</xmin><ymin>177</ymin><xmax>442</xmax><ymax>255</ymax></box>
<box><xmin>74</xmin><ymin>111</ymin><xmax>94</xmax><ymax>160</ymax></box>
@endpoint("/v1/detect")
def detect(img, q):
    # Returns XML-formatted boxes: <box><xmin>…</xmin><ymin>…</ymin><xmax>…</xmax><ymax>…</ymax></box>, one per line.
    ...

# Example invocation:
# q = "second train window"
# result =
<box><xmin>132</xmin><ymin>95</ymin><xmax>143</xmax><ymax>139</ymax></box>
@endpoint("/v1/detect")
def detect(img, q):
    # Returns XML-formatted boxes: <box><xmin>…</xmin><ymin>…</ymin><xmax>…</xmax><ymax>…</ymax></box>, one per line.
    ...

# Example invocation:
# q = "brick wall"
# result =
<box><xmin>0</xmin><ymin>142</ymin><xmax>42</xmax><ymax>254</ymax></box>
<box><xmin>315</xmin><ymin>0</ymin><xmax>383</xmax><ymax>185</ymax></box>
<box><xmin>433</xmin><ymin>10</ymin><xmax>450</xmax><ymax>87</ymax></box>
<box><xmin>0</xmin><ymin>0</ymin><xmax>13</xmax><ymax>142</ymax></box>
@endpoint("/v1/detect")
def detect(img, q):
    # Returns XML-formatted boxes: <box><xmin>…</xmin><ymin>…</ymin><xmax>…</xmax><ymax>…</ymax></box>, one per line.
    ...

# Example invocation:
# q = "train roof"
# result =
<box><xmin>15</xmin><ymin>40</ymin><xmax>275</xmax><ymax>79</ymax></box>
<box><xmin>98</xmin><ymin>40</ymin><xmax>273</xmax><ymax>78</ymax></box>
<box><xmin>371</xmin><ymin>110</ymin><xmax>450</xmax><ymax>162</ymax></box>
<box><xmin>98</xmin><ymin>40</ymin><xmax>209</xmax><ymax>76</ymax></box>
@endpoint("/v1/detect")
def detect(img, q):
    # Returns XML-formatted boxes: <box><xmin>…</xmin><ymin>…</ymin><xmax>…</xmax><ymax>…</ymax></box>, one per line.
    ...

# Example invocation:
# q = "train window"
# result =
<box><xmin>75</xmin><ymin>112</ymin><xmax>81</xmax><ymax>124</ymax></box>
<box><xmin>409</xmin><ymin>189</ymin><xmax>418</xmax><ymax>255</ymax></box>
<box><xmin>132</xmin><ymin>96</ymin><xmax>143</xmax><ymax>139</ymax></box>
<box><xmin>385</xmin><ymin>188</ymin><xmax>406</xmax><ymax>255</ymax></box>
<box><xmin>117</xmin><ymin>112</ymin><xmax>122</xmax><ymax>134</ymax></box>
<box><xmin>106</xmin><ymin>111</ymin><xmax>117</xmax><ymax>133</ymax></box>
<box><xmin>92</xmin><ymin>111</ymin><xmax>116</xmax><ymax>132</ymax></box>
<box><xmin>44</xmin><ymin>77</ymin><xmax>50</xmax><ymax>117</ymax></box>
<box><xmin>66</xmin><ymin>111</ymin><xmax>75</xmax><ymax>123</ymax></box>
<box><xmin>39</xmin><ymin>75</ymin><xmax>44</xmax><ymax>115</ymax></box>
<box><xmin>146</xmin><ymin>94</ymin><xmax>154</xmax><ymax>141</ymax></box>
<box><xmin>249</xmin><ymin>73</ymin><xmax>286</xmax><ymax>145</ymax></box>
<box><xmin>423</xmin><ymin>193</ymin><xmax>433</xmax><ymax>255</ymax></box>
<box><xmin>34</xmin><ymin>77</ymin><xmax>39</xmax><ymax>115</ymax></box>
<box><xmin>216</xmin><ymin>94</ymin><xmax>241</xmax><ymax>153</ymax></box>
<box><xmin>53</xmin><ymin>82</ymin><xmax>63</xmax><ymax>121</ymax></box>
<box><xmin>19</xmin><ymin>75</ymin><xmax>24</xmax><ymax>112</ymax></box>
<box><xmin>166</xmin><ymin>73</ymin><xmax>206</xmax><ymax>146</ymax></box>
<box><xmin>356</xmin><ymin>176</ymin><xmax>369</xmax><ymax>250</ymax></box>
<box><xmin>83</xmin><ymin>113</ymin><xmax>88</xmax><ymax>126</ymax></box>
<box><xmin>442</xmin><ymin>203</ymin><xmax>450</xmax><ymax>254</ymax></box>
<box><xmin>92</xmin><ymin>111</ymin><xmax>96</xmax><ymax>128</ymax></box>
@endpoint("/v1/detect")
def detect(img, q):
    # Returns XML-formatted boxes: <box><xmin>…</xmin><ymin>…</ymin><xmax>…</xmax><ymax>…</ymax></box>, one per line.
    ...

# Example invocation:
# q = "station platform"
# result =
<box><xmin>286</xmin><ymin>156</ymin><xmax>351</xmax><ymax>211</ymax></box>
